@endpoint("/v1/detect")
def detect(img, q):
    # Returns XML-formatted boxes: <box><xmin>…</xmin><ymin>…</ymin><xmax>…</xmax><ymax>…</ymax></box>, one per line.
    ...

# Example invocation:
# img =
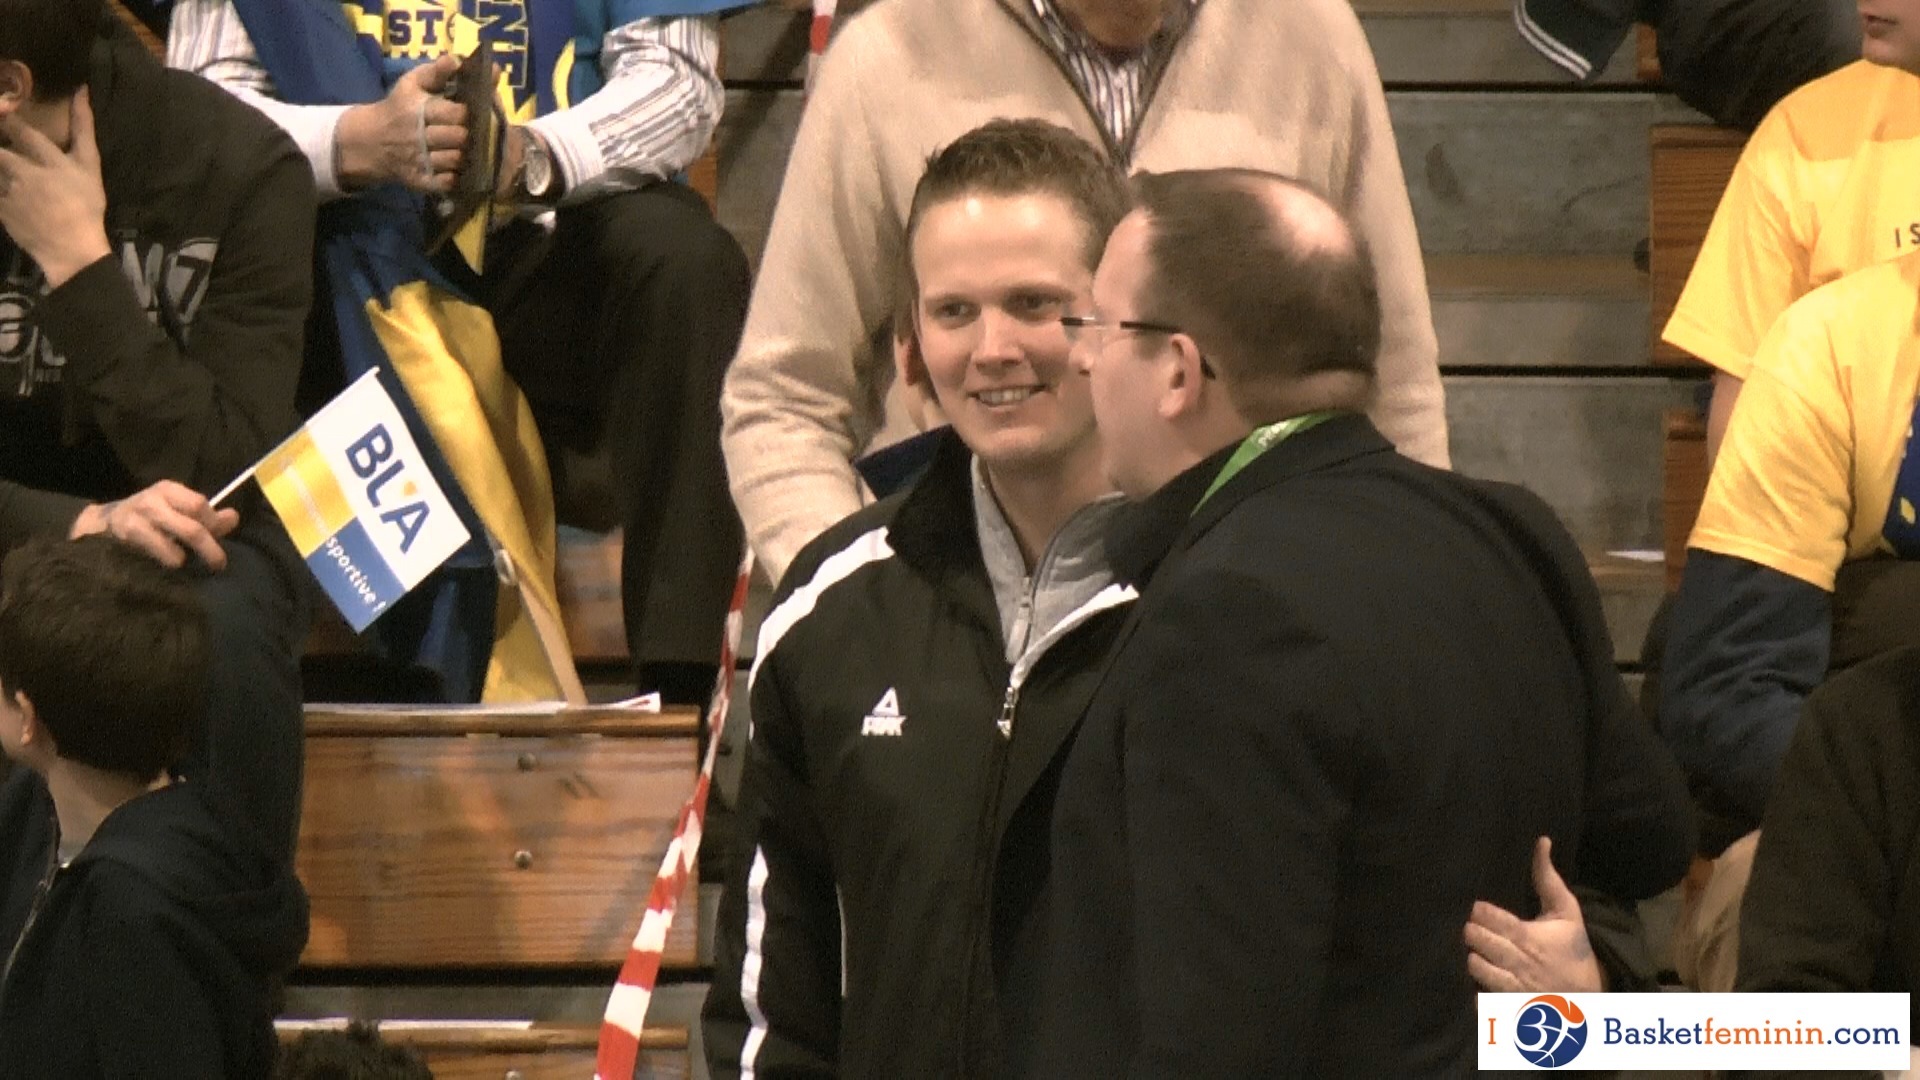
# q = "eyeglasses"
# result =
<box><xmin>1058</xmin><ymin>314</ymin><xmax>1216</xmax><ymax>378</ymax></box>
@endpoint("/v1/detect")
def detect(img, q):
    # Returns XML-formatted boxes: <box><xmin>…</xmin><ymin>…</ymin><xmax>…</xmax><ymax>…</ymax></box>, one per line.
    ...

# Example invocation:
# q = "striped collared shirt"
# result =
<box><xmin>1028</xmin><ymin>0</ymin><xmax>1196</xmax><ymax>152</ymax></box>
<box><xmin>166</xmin><ymin>1</ymin><xmax>722</xmax><ymax>204</ymax></box>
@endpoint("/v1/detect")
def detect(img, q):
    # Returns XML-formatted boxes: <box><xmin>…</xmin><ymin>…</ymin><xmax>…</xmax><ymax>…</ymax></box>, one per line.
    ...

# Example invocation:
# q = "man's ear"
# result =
<box><xmin>12</xmin><ymin>689</ymin><xmax>41</xmax><ymax>748</ymax></box>
<box><xmin>1156</xmin><ymin>332</ymin><xmax>1209</xmax><ymax>421</ymax></box>
<box><xmin>893</xmin><ymin>323</ymin><xmax>927</xmax><ymax>389</ymax></box>
<box><xmin>893</xmin><ymin>319</ymin><xmax>948</xmax><ymax>429</ymax></box>
<box><xmin>0</xmin><ymin>61</ymin><xmax>30</xmax><ymax>119</ymax></box>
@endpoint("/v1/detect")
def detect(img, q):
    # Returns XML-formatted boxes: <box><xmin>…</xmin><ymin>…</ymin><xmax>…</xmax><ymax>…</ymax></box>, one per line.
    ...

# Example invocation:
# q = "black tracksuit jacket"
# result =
<box><xmin>703</xmin><ymin>432</ymin><xmax>1136</xmax><ymax>1079</ymax></box>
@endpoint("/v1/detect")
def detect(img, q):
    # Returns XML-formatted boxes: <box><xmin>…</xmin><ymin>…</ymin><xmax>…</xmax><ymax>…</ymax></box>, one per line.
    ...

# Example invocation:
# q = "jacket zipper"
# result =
<box><xmin>1</xmin><ymin>841</ymin><xmax>60</xmax><ymax>998</ymax></box>
<box><xmin>959</xmin><ymin>678</ymin><xmax>1020</xmax><ymax>1076</ymax></box>
<box><xmin>954</xmin><ymin>576</ymin><xmax>1141</xmax><ymax>1071</ymax></box>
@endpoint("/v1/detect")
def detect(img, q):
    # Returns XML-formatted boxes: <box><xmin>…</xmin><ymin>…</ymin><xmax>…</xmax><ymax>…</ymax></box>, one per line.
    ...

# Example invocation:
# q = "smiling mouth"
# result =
<box><xmin>975</xmin><ymin>387</ymin><xmax>1043</xmax><ymax>407</ymax></box>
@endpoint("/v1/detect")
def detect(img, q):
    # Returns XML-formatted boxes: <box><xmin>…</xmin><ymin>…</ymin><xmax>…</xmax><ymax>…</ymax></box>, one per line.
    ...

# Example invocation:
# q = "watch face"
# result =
<box><xmin>526</xmin><ymin>144</ymin><xmax>554</xmax><ymax>197</ymax></box>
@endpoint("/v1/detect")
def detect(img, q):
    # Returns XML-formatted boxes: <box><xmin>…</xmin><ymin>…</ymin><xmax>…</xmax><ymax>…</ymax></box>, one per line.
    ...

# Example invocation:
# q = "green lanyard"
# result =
<box><xmin>1194</xmin><ymin>411</ymin><xmax>1342</xmax><ymax>514</ymax></box>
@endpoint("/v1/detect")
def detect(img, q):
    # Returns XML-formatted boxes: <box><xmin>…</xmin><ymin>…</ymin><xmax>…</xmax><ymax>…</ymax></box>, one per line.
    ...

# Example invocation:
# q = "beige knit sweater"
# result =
<box><xmin>721</xmin><ymin>0</ymin><xmax>1448</xmax><ymax>582</ymax></box>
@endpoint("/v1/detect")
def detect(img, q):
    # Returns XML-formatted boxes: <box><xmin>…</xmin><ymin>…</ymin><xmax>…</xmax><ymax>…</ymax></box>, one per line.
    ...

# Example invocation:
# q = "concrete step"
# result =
<box><xmin>1448</xmin><ymin>372</ymin><xmax>1699</xmax><ymax>553</ymax></box>
<box><xmin>1389</xmin><ymin>90</ymin><xmax>1703</xmax><ymax>257</ymax></box>
<box><xmin>715</xmin><ymin>88</ymin><xmax>1703</xmax><ymax>277</ymax></box>
<box><xmin>1428</xmin><ymin>254</ymin><xmax>1648</xmax><ymax>369</ymax></box>
<box><xmin>1594</xmin><ymin>554</ymin><xmax>1665</xmax><ymax>664</ymax></box>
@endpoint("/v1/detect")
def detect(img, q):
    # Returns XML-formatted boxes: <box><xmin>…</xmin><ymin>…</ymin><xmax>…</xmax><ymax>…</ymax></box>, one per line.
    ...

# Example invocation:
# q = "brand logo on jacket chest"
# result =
<box><xmin>861</xmin><ymin>688</ymin><xmax>906</xmax><ymax>737</ymax></box>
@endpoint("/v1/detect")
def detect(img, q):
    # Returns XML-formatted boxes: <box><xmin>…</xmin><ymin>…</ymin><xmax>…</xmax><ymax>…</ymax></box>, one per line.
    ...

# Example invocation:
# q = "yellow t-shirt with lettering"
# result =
<box><xmin>1664</xmin><ymin>61</ymin><xmax>1920</xmax><ymax>380</ymax></box>
<box><xmin>1689</xmin><ymin>251</ymin><xmax>1920</xmax><ymax>590</ymax></box>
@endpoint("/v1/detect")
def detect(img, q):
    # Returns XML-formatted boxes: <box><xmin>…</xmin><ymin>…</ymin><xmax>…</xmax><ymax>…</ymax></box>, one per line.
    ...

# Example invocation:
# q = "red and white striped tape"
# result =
<box><xmin>807</xmin><ymin>0</ymin><xmax>839</xmax><ymax>89</ymax></box>
<box><xmin>595</xmin><ymin>551</ymin><xmax>754</xmax><ymax>1080</ymax></box>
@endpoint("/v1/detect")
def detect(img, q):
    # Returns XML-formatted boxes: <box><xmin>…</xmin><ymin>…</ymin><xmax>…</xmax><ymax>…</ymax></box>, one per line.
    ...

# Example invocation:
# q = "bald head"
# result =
<box><xmin>1258</xmin><ymin>176</ymin><xmax>1355</xmax><ymax>259</ymax></box>
<box><xmin>1123</xmin><ymin>168</ymin><xmax>1380</xmax><ymax>422</ymax></box>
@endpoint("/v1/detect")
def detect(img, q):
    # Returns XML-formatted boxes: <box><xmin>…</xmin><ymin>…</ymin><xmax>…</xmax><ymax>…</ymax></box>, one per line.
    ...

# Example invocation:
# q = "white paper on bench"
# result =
<box><xmin>308</xmin><ymin>692</ymin><xmax>663</xmax><ymax>715</ymax></box>
<box><xmin>277</xmin><ymin>1018</ymin><xmax>539</xmax><ymax>1031</ymax></box>
<box><xmin>1605</xmin><ymin>549</ymin><xmax>1666</xmax><ymax>563</ymax></box>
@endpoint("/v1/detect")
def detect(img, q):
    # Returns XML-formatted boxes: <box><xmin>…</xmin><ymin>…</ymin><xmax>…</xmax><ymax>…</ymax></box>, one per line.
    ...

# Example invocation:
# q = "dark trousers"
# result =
<box><xmin>179</xmin><ymin>531</ymin><xmax>308</xmax><ymax>866</ymax></box>
<box><xmin>1653</xmin><ymin>0</ymin><xmax>1860</xmax><ymax>131</ymax></box>
<box><xmin>480</xmin><ymin>184</ymin><xmax>750</xmax><ymax>677</ymax></box>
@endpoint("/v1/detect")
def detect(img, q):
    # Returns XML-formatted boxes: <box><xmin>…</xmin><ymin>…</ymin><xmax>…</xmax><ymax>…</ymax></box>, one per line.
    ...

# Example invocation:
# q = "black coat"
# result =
<box><xmin>1029</xmin><ymin>415</ymin><xmax>1695</xmax><ymax>1078</ymax></box>
<box><xmin>0</xmin><ymin>773</ymin><xmax>309</xmax><ymax>1078</ymax></box>
<box><xmin>703</xmin><ymin>432</ymin><xmax>1135</xmax><ymax>1079</ymax></box>
<box><xmin>1738</xmin><ymin>643</ymin><xmax>1920</xmax><ymax>1008</ymax></box>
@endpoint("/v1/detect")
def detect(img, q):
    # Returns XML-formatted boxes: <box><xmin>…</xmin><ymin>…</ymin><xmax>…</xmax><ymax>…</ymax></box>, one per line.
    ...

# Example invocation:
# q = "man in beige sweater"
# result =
<box><xmin>722</xmin><ymin>0</ymin><xmax>1448</xmax><ymax>580</ymax></box>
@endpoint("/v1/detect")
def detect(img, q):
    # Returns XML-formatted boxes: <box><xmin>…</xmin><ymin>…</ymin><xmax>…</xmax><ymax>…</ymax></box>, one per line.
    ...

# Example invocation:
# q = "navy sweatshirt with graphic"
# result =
<box><xmin>0</xmin><ymin>19</ymin><xmax>313</xmax><ymax>557</ymax></box>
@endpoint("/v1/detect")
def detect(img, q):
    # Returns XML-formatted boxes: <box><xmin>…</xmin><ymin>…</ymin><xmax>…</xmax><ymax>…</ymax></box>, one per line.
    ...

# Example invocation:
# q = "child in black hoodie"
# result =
<box><xmin>0</xmin><ymin>535</ymin><xmax>309</xmax><ymax>1079</ymax></box>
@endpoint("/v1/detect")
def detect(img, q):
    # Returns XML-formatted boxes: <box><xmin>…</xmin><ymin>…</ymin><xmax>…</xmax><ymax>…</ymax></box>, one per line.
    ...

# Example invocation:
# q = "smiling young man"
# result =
<box><xmin>722</xmin><ymin>0</ymin><xmax>1448</xmax><ymax>587</ymax></box>
<box><xmin>702</xmin><ymin>119</ymin><xmax>1137</xmax><ymax>1080</ymax></box>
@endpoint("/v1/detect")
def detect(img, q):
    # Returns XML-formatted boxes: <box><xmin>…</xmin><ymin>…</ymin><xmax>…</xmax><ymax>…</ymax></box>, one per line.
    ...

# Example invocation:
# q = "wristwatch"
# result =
<box><xmin>513</xmin><ymin>130</ymin><xmax>558</xmax><ymax>204</ymax></box>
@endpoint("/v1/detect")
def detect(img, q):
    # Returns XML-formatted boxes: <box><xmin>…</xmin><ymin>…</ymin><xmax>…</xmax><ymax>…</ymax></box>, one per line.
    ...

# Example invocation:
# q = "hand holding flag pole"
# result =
<box><xmin>208</xmin><ymin>459</ymin><xmax>262</xmax><ymax>510</ymax></box>
<box><xmin>69</xmin><ymin>479</ymin><xmax>239</xmax><ymax>571</ymax></box>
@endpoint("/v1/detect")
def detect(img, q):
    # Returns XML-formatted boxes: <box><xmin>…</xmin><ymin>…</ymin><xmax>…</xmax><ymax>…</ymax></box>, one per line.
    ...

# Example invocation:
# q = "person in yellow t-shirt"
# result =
<box><xmin>1665</xmin><ymin>2</ymin><xmax>1920</xmax><ymax>461</ymax></box>
<box><xmin>1663</xmin><ymin>248</ymin><xmax>1920</xmax><ymax>989</ymax></box>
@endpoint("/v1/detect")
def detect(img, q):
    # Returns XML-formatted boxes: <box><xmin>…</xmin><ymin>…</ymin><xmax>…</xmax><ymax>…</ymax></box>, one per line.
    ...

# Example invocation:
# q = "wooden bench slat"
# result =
<box><xmin>297</xmin><ymin>728</ymin><xmax>700</xmax><ymax>968</ymax></box>
<box><xmin>1663</xmin><ymin>408</ymin><xmax>1709</xmax><ymax>590</ymax></box>
<box><xmin>1425</xmin><ymin>253</ymin><xmax>1645</xmax><ymax>298</ymax></box>
<box><xmin>416</xmin><ymin>1047</ymin><xmax>685</xmax><ymax>1080</ymax></box>
<box><xmin>556</xmin><ymin>529</ymin><xmax>630</xmax><ymax>665</ymax></box>
<box><xmin>108</xmin><ymin>0</ymin><xmax>166</xmax><ymax>58</ymax></box>
<box><xmin>1649</xmin><ymin>124</ymin><xmax>1747</xmax><ymax>365</ymax></box>
<box><xmin>277</xmin><ymin>1022</ymin><xmax>691</xmax><ymax>1080</ymax></box>
<box><xmin>301</xmin><ymin>703</ymin><xmax>699</xmax><ymax>738</ymax></box>
<box><xmin>1637</xmin><ymin>24</ymin><xmax>1660</xmax><ymax>83</ymax></box>
<box><xmin>277</xmin><ymin>1022</ymin><xmax>683</xmax><ymax>1051</ymax></box>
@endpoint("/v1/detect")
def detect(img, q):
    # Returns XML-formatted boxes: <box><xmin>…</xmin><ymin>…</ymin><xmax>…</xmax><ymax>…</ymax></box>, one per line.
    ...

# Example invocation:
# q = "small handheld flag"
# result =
<box><xmin>225</xmin><ymin>370</ymin><xmax>471</xmax><ymax>631</ymax></box>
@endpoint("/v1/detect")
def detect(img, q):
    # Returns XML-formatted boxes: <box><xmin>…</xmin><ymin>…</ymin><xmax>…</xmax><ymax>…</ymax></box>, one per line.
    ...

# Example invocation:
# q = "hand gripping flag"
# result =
<box><xmin>220</xmin><ymin>0</ymin><xmax>757</xmax><ymax>702</ymax></box>
<box><xmin>239</xmin><ymin>371</ymin><xmax>471</xmax><ymax>632</ymax></box>
<box><xmin>225</xmin><ymin>0</ymin><xmax>584</xmax><ymax>703</ymax></box>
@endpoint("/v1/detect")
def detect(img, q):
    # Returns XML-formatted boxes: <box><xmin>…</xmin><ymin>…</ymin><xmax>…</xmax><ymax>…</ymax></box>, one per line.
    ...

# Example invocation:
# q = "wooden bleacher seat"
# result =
<box><xmin>297</xmin><ymin>703</ymin><xmax>700</xmax><ymax>967</ymax></box>
<box><xmin>556</xmin><ymin>529</ymin><xmax>631</xmax><ymax>666</ymax></box>
<box><xmin>1648</xmin><ymin>124</ymin><xmax>1746</xmax><ymax>366</ymax></box>
<box><xmin>1637</xmin><ymin>24</ymin><xmax>1660</xmax><ymax>83</ymax></box>
<box><xmin>1649</xmin><ymin>124</ymin><xmax>1743</xmax><ymax>597</ymax></box>
<box><xmin>277</xmin><ymin>1022</ymin><xmax>692</xmax><ymax>1079</ymax></box>
<box><xmin>1662</xmin><ymin>409</ymin><xmax>1708</xmax><ymax>591</ymax></box>
<box><xmin>108</xmin><ymin>0</ymin><xmax>165</xmax><ymax>57</ymax></box>
<box><xmin>291</xmin><ymin>703</ymin><xmax>703</xmax><ymax>1072</ymax></box>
